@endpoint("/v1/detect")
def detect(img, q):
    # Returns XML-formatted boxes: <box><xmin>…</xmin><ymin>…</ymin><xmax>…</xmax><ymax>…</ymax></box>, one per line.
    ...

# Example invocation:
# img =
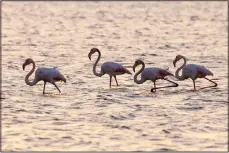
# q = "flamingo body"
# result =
<box><xmin>101</xmin><ymin>62</ymin><xmax>131</xmax><ymax>75</ymax></box>
<box><xmin>140</xmin><ymin>67</ymin><xmax>173</xmax><ymax>81</ymax></box>
<box><xmin>181</xmin><ymin>64</ymin><xmax>213</xmax><ymax>80</ymax></box>
<box><xmin>35</xmin><ymin>67</ymin><xmax>66</xmax><ymax>82</ymax></box>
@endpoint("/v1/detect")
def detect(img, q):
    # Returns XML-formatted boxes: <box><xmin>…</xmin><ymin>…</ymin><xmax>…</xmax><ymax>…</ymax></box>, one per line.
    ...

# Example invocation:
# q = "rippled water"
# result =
<box><xmin>2</xmin><ymin>1</ymin><xmax>228</xmax><ymax>151</ymax></box>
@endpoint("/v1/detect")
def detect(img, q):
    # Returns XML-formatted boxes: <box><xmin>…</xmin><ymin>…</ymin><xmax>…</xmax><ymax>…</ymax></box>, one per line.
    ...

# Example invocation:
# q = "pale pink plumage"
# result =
<box><xmin>101</xmin><ymin>62</ymin><xmax>132</xmax><ymax>76</ymax></box>
<box><xmin>137</xmin><ymin>67</ymin><xmax>173</xmax><ymax>82</ymax></box>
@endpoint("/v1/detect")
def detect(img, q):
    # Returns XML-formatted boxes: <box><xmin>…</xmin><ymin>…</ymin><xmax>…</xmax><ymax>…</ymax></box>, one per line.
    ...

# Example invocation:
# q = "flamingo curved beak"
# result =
<box><xmin>88</xmin><ymin>53</ymin><xmax>91</xmax><ymax>60</ymax></box>
<box><xmin>133</xmin><ymin>63</ymin><xmax>137</xmax><ymax>72</ymax></box>
<box><xmin>22</xmin><ymin>63</ymin><xmax>26</xmax><ymax>70</ymax></box>
<box><xmin>173</xmin><ymin>60</ymin><xmax>176</xmax><ymax>67</ymax></box>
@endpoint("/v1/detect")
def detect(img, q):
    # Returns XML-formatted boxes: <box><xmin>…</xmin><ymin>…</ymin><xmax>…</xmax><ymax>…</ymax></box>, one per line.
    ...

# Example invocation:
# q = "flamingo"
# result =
<box><xmin>88</xmin><ymin>48</ymin><xmax>132</xmax><ymax>88</ymax></box>
<box><xmin>173</xmin><ymin>55</ymin><xmax>217</xmax><ymax>90</ymax></box>
<box><xmin>22</xmin><ymin>58</ymin><xmax>66</xmax><ymax>94</ymax></box>
<box><xmin>133</xmin><ymin>59</ymin><xmax>178</xmax><ymax>92</ymax></box>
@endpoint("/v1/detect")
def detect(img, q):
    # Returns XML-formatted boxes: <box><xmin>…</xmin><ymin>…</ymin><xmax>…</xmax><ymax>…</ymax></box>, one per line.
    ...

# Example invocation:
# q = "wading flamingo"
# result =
<box><xmin>22</xmin><ymin>58</ymin><xmax>66</xmax><ymax>94</ymax></box>
<box><xmin>88</xmin><ymin>48</ymin><xmax>132</xmax><ymax>88</ymax></box>
<box><xmin>133</xmin><ymin>59</ymin><xmax>178</xmax><ymax>92</ymax></box>
<box><xmin>173</xmin><ymin>55</ymin><xmax>217</xmax><ymax>90</ymax></box>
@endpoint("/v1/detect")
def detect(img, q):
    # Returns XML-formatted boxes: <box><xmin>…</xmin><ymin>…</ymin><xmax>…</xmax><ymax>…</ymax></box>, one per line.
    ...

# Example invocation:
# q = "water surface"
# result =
<box><xmin>2</xmin><ymin>1</ymin><xmax>228</xmax><ymax>151</ymax></box>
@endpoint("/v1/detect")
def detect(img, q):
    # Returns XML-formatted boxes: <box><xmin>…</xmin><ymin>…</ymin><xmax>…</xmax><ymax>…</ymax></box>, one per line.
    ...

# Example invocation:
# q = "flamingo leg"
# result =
<box><xmin>151</xmin><ymin>78</ymin><xmax>178</xmax><ymax>92</ymax></box>
<box><xmin>151</xmin><ymin>81</ymin><xmax>156</xmax><ymax>93</ymax></box>
<box><xmin>114</xmin><ymin>76</ymin><xmax>119</xmax><ymax>86</ymax></box>
<box><xmin>200</xmin><ymin>77</ymin><xmax>218</xmax><ymax>89</ymax></box>
<box><xmin>43</xmin><ymin>81</ymin><xmax>46</xmax><ymax>95</ymax></box>
<box><xmin>109</xmin><ymin>75</ymin><xmax>112</xmax><ymax>88</ymax></box>
<box><xmin>52</xmin><ymin>82</ymin><xmax>61</xmax><ymax>93</ymax></box>
<box><xmin>193</xmin><ymin>80</ymin><xmax>196</xmax><ymax>90</ymax></box>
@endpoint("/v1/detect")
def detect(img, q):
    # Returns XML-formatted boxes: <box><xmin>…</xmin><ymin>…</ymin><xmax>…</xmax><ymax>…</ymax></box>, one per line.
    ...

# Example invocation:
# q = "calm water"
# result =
<box><xmin>2</xmin><ymin>1</ymin><xmax>228</xmax><ymax>151</ymax></box>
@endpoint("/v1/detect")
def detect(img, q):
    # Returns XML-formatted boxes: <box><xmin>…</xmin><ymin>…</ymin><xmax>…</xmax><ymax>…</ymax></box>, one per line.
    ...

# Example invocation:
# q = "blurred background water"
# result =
<box><xmin>2</xmin><ymin>1</ymin><xmax>228</xmax><ymax>151</ymax></box>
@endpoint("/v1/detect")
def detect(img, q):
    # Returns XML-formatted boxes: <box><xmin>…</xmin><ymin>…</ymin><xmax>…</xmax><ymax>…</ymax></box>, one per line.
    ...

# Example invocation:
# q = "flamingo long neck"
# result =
<box><xmin>175</xmin><ymin>56</ymin><xmax>186</xmax><ymax>80</ymax></box>
<box><xmin>134</xmin><ymin>62</ymin><xmax>145</xmax><ymax>84</ymax></box>
<box><xmin>25</xmin><ymin>61</ymin><xmax>38</xmax><ymax>86</ymax></box>
<box><xmin>93</xmin><ymin>50</ymin><xmax>103</xmax><ymax>77</ymax></box>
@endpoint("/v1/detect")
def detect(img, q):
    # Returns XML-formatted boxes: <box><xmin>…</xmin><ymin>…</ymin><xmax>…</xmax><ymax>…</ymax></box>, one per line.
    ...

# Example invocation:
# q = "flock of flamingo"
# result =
<box><xmin>22</xmin><ymin>48</ymin><xmax>217</xmax><ymax>94</ymax></box>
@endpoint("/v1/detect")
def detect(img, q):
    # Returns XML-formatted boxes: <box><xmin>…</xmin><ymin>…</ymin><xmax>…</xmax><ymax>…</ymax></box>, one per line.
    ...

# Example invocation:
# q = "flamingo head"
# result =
<box><xmin>133</xmin><ymin>59</ymin><xmax>143</xmax><ymax>72</ymax></box>
<box><xmin>173</xmin><ymin>55</ymin><xmax>183</xmax><ymax>67</ymax></box>
<box><xmin>88</xmin><ymin>48</ymin><xmax>99</xmax><ymax>60</ymax></box>
<box><xmin>22</xmin><ymin>58</ymin><xmax>33</xmax><ymax>70</ymax></box>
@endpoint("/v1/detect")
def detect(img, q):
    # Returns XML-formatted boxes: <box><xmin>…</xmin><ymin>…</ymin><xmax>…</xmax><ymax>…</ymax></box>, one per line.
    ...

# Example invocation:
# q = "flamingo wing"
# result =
<box><xmin>113</xmin><ymin>66</ymin><xmax>131</xmax><ymax>74</ymax></box>
<box><xmin>158</xmin><ymin>69</ymin><xmax>173</xmax><ymax>78</ymax></box>
<box><xmin>195</xmin><ymin>65</ymin><xmax>213</xmax><ymax>77</ymax></box>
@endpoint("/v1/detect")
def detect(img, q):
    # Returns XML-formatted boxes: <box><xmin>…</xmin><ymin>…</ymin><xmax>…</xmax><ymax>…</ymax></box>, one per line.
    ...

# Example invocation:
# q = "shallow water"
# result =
<box><xmin>2</xmin><ymin>1</ymin><xmax>228</xmax><ymax>151</ymax></box>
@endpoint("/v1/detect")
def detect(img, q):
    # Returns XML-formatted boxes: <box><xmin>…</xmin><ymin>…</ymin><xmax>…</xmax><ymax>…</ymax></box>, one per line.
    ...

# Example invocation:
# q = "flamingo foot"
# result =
<box><xmin>150</xmin><ymin>88</ymin><xmax>156</xmax><ymax>93</ymax></box>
